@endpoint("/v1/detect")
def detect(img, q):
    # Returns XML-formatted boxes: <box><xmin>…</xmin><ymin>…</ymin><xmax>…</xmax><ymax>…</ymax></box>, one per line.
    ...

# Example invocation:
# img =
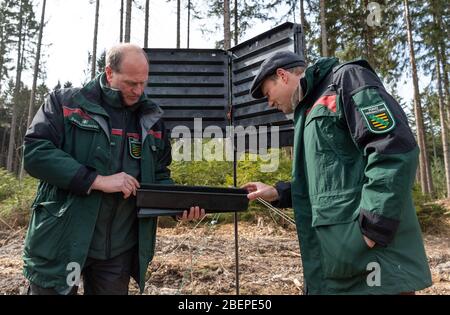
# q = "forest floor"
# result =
<box><xmin>0</xmin><ymin>210</ymin><xmax>449</xmax><ymax>295</ymax></box>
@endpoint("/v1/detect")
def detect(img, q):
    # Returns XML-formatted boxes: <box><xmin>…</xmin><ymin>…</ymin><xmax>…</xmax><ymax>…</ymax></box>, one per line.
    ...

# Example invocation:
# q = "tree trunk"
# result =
<box><xmin>144</xmin><ymin>0</ymin><xmax>149</xmax><ymax>47</ymax></box>
<box><xmin>91</xmin><ymin>0</ymin><xmax>100</xmax><ymax>80</ymax></box>
<box><xmin>434</xmin><ymin>11</ymin><xmax>450</xmax><ymax>197</ymax></box>
<box><xmin>319</xmin><ymin>0</ymin><xmax>328</xmax><ymax>57</ymax></box>
<box><xmin>26</xmin><ymin>0</ymin><xmax>46</xmax><ymax>128</ymax></box>
<box><xmin>0</xmin><ymin>17</ymin><xmax>5</xmax><ymax>93</ymax></box>
<box><xmin>363</xmin><ymin>0</ymin><xmax>374</xmax><ymax>66</ymax></box>
<box><xmin>1</xmin><ymin>128</ymin><xmax>7</xmax><ymax>166</ymax></box>
<box><xmin>429</xmin><ymin>115</ymin><xmax>437</xmax><ymax>161</ymax></box>
<box><xmin>403</xmin><ymin>0</ymin><xmax>433</xmax><ymax>194</ymax></box>
<box><xmin>15</xmin><ymin>8</ymin><xmax>28</xmax><ymax>176</ymax></box>
<box><xmin>187</xmin><ymin>0</ymin><xmax>191</xmax><ymax>48</ymax></box>
<box><xmin>439</xmin><ymin>38</ymin><xmax>450</xmax><ymax>126</ymax></box>
<box><xmin>434</xmin><ymin>6</ymin><xmax>450</xmax><ymax>125</ymax></box>
<box><xmin>223</xmin><ymin>0</ymin><xmax>231</xmax><ymax>50</ymax></box>
<box><xmin>124</xmin><ymin>0</ymin><xmax>132</xmax><ymax>43</ymax></box>
<box><xmin>436</xmin><ymin>50</ymin><xmax>450</xmax><ymax>197</ymax></box>
<box><xmin>120</xmin><ymin>0</ymin><xmax>124</xmax><ymax>42</ymax></box>
<box><xmin>233</xmin><ymin>0</ymin><xmax>238</xmax><ymax>46</ymax></box>
<box><xmin>176</xmin><ymin>0</ymin><xmax>180</xmax><ymax>48</ymax></box>
<box><xmin>17</xmin><ymin>105</ymin><xmax>27</xmax><ymax>178</ymax></box>
<box><xmin>7</xmin><ymin>0</ymin><xmax>24</xmax><ymax>173</ymax></box>
<box><xmin>299</xmin><ymin>0</ymin><xmax>307</xmax><ymax>60</ymax></box>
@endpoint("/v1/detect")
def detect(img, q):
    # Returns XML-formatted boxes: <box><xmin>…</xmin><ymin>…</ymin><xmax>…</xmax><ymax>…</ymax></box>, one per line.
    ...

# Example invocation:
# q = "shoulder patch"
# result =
<box><xmin>352</xmin><ymin>87</ymin><xmax>396</xmax><ymax>134</ymax></box>
<box><xmin>360</xmin><ymin>103</ymin><xmax>395</xmax><ymax>133</ymax></box>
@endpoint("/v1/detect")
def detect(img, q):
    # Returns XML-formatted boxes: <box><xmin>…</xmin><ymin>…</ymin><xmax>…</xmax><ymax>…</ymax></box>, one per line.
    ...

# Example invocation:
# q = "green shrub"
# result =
<box><xmin>170</xmin><ymin>148</ymin><xmax>294</xmax><ymax>226</ymax></box>
<box><xmin>431</xmin><ymin>158</ymin><xmax>447</xmax><ymax>200</ymax></box>
<box><xmin>0</xmin><ymin>169</ymin><xmax>38</xmax><ymax>228</ymax></box>
<box><xmin>0</xmin><ymin>168</ymin><xmax>19</xmax><ymax>201</ymax></box>
<box><xmin>412</xmin><ymin>183</ymin><xmax>449</xmax><ymax>233</ymax></box>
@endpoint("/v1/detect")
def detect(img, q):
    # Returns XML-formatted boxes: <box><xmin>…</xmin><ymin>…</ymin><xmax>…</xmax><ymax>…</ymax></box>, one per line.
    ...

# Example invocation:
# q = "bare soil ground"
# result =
<box><xmin>0</xmin><ymin>217</ymin><xmax>449</xmax><ymax>295</ymax></box>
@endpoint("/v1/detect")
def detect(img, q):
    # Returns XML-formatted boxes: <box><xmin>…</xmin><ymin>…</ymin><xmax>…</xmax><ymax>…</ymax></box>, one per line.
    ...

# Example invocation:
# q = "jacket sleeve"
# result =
<box><xmin>338</xmin><ymin>64</ymin><xmax>418</xmax><ymax>247</ymax></box>
<box><xmin>24</xmin><ymin>91</ymin><xmax>97</xmax><ymax>196</ymax></box>
<box><xmin>154</xmin><ymin>120</ymin><xmax>174</xmax><ymax>185</ymax></box>
<box><xmin>271</xmin><ymin>181</ymin><xmax>292</xmax><ymax>208</ymax></box>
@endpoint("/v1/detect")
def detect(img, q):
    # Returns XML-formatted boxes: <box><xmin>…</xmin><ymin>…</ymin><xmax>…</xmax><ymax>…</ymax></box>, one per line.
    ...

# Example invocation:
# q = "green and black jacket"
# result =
<box><xmin>274</xmin><ymin>58</ymin><xmax>432</xmax><ymax>294</ymax></box>
<box><xmin>23</xmin><ymin>74</ymin><xmax>172</xmax><ymax>293</ymax></box>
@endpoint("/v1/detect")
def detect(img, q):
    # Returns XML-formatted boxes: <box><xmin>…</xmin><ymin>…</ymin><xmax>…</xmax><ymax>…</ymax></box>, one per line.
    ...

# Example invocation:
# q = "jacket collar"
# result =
<box><xmin>99</xmin><ymin>73</ymin><xmax>142</xmax><ymax>112</ymax></box>
<box><xmin>72</xmin><ymin>73</ymin><xmax>163</xmax><ymax>119</ymax></box>
<box><xmin>300</xmin><ymin>57</ymin><xmax>339</xmax><ymax>103</ymax></box>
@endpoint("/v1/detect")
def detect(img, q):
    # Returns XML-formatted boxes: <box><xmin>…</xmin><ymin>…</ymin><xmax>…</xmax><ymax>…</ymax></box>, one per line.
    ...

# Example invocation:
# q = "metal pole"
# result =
<box><xmin>233</xmin><ymin>145</ymin><xmax>239</xmax><ymax>295</ymax></box>
<box><xmin>228</xmin><ymin>50</ymin><xmax>239</xmax><ymax>296</ymax></box>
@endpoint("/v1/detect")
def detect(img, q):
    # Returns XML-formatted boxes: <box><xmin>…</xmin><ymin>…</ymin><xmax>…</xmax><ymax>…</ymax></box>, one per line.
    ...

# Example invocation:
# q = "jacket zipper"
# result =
<box><xmin>105</xmin><ymin>109</ymin><xmax>129</xmax><ymax>259</ymax></box>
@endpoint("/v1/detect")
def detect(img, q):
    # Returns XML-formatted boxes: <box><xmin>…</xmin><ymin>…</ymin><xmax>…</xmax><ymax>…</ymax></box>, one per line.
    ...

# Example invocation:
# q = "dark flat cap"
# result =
<box><xmin>250</xmin><ymin>51</ymin><xmax>306</xmax><ymax>99</ymax></box>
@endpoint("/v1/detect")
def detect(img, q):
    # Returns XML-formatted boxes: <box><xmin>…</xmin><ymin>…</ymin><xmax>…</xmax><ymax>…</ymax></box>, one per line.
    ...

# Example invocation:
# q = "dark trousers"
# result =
<box><xmin>27</xmin><ymin>247</ymin><xmax>136</xmax><ymax>295</ymax></box>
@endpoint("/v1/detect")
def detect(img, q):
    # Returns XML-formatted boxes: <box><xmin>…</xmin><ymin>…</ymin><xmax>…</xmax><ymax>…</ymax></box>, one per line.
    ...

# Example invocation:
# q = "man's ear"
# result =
<box><xmin>105</xmin><ymin>65</ymin><xmax>113</xmax><ymax>84</ymax></box>
<box><xmin>276</xmin><ymin>68</ymin><xmax>288</xmax><ymax>83</ymax></box>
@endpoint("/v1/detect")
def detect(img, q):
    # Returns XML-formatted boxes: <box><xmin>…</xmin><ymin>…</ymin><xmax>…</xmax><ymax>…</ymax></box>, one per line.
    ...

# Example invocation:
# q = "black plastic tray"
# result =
<box><xmin>137</xmin><ymin>184</ymin><xmax>249</xmax><ymax>217</ymax></box>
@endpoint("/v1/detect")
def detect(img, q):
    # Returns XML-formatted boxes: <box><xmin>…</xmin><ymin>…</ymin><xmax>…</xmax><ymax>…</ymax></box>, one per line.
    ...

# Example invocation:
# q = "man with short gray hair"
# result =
<box><xmin>23</xmin><ymin>43</ymin><xmax>204</xmax><ymax>295</ymax></box>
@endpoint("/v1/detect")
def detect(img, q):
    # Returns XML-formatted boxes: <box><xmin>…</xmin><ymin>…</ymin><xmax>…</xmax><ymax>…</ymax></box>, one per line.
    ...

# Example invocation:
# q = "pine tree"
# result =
<box><xmin>97</xmin><ymin>50</ymin><xmax>106</xmax><ymax>74</ymax></box>
<box><xmin>426</xmin><ymin>0</ymin><xmax>450</xmax><ymax>197</ymax></box>
<box><xmin>144</xmin><ymin>0</ymin><xmax>149</xmax><ymax>47</ymax></box>
<box><xmin>177</xmin><ymin>0</ymin><xmax>181</xmax><ymax>48</ymax></box>
<box><xmin>319</xmin><ymin>0</ymin><xmax>328</xmax><ymax>56</ymax></box>
<box><xmin>0</xmin><ymin>0</ymin><xmax>15</xmax><ymax>93</ymax></box>
<box><xmin>204</xmin><ymin>0</ymin><xmax>272</xmax><ymax>49</ymax></box>
<box><xmin>6</xmin><ymin>0</ymin><xmax>25</xmax><ymax>172</ymax></box>
<box><xmin>63</xmin><ymin>81</ymin><xmax>73</xmax><ymax>88</ymax></box>
<box><xmin>435</xmin><ymin>49</ymin><xmax>450</xmax><ymax>197</ymax></box>
<box><xmin>330</xmin><ymin>0</ymin><xmax>406</xmax><ymax>87</ymax></box>
<box><xmin>185</xmin><ymin>0</ymin><xmax>201</xmax><ymax>48</ymax></box>
<box><xmin>187</xmin><ymin>0</ymin><xmax>191</xmax><ymax>48</ymax></box>
<box><xmin>6</xmin><ymin>0</ymin><xmax>38</xmax><ymax>173</ymax></box>
<box><xmin>124</xmin><ymin>0</ymin><xmax>132</xmax><ymax>42</ymax></box>
<box><xmin>91</xmin><ymin>0</ymin><xmax>100</xmax><ymax>80</ymax></box>
<box><xmin>404</xmin><ymin>0</ymin><xmax>433</xmax><ymax>194</ymax></box>
<box><xmin>26</xmin><ymin>0</ymin><xmax>46</xmax><ymax>128</ymax></box>
<box><xmin>120</xmin><ymin>0</ymin><xmax>124</xmax><ymax>42</ymax></box>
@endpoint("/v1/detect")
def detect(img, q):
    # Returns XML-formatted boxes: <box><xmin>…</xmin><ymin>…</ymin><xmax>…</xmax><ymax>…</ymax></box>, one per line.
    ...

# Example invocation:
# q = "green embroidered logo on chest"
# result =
<box><xmin>68</xmin><ymin>115</ymin><xmax>99</xmax><ymax>131</ymax></box>
<box><xmin>128</xmin><ymin>137</ymin><xmax>142</xmax><ymax>159</ymax></box>
<box><xmin>360</xmin><ymin>103</ymin><xmax>395</xmax><ymax>134</ymax></box>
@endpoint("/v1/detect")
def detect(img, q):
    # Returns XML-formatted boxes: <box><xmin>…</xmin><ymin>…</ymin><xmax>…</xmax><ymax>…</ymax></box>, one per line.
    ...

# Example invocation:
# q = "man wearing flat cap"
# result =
<box><xmin>243</xmin><ymin>51</ymin><xmax>431</xmax><ymax>294</ymax></box>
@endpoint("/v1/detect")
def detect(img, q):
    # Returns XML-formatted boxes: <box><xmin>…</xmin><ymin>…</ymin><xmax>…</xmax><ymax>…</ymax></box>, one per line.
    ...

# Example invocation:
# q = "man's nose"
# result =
<box><xmin>133</xmin><ymin>85</ymin><xmax>144</xmax><ymax>95</ymax></box>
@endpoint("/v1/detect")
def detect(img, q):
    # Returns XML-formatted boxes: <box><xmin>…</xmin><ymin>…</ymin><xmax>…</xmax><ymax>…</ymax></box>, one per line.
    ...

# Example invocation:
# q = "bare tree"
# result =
<box><xmin>363</xmin><ymin>0</ymin><xmax>374</xmax><ymax>65</ymax></box>
<box><xmin>223</xmin><ymin>0</ymin><xmax>231</xmax><ymax>50</ymax></box>
<box><xmin>176</xmin><ymin>0</ymin><xmax>180</xmax><ymax>48</ymax></box>
<box><xmin>442</xmin><ymin>43</ymin><xmax>450</xmax><ymax>124</ymax></box>
<box><xmin>299</xmin><ymin>0</ymin><xmax>307</xmax><ymax>60</ymax></box>
<box><xmin>120</xmin><ymin>0</ymin><xmax>124</xmax><ymax>42</ymax></box>
<box><xmin>7</xmin><ymin>0</ymin><xmax>24</xmax><ymax>172</ymax></box>
<box><xmin>430</xmin><ymin>8</ymin><xmax>450</xmax><ymax>197</ymax></box>
<box><xmin>437</xmin><ymin>15</ymin><xmax>450</xmax><ymax>124</ymax></box>
<box><xmin>144</xmin><ymin>0</ymin><xmax>149</xmax><ymax>47</ymax></box>
<box><xmin>436</xmin><ymin>49</ymin><xmax>450</xmax><ymax>197</ymax></box>
<box><xmin>124</xmin><ymin>0</ymin><xmax>132</xmax><ymax>42</ymax></box>
<box><xmin>187</xmin><ymin>0</ymin><xmax>191</xmax><ymax>48</ymax></box>
<box><xmin>26</xmin><ymin>0</ymin><xmax>46</xmax><ymax>128</ymax></box>
<box><xmin>319</xmin><ymin>0</ymin><xmax>328</xmax><ymax>56</ymax></box>
<box><xmin>91</xmin><ymin>0</ymin><xmax>100</xmax><ymax>80</ymax></box>
<box><xmin>233</xmin><ymin>0</ymin><xmax>237</xmax><ymax>46</ymax></box>
<box><xmin>404</xmin><ymin>0</ymin><xmax>433</xmax><ymax>194</ymax></box>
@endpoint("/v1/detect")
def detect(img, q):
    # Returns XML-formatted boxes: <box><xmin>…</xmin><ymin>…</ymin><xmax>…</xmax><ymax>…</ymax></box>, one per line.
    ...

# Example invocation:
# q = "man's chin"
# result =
<box><xmin>281</xmin><ymin>108</ymin><xmax>294</xmax><ymax>114</ymax></box>
<box><xmin>125</xmin><ymin>99</ymin><xmax>139</xmax><ymax>106</ymax></box>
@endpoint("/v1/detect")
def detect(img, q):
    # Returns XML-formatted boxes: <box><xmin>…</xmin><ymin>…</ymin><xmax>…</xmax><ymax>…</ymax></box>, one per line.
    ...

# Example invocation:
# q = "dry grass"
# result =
<box><xmin>0</xmin><ymin>206</ymin><xmax>449</xmax><ymax>295</ymax></box>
